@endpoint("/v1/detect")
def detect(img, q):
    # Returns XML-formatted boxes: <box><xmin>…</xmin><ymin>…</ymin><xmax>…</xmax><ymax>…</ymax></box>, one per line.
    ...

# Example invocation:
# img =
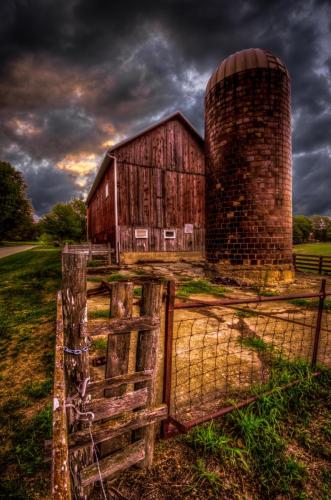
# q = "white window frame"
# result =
<box><xmin>164</xmin><ymin>229</ymin><xmax>176</xmax><ymax>239</ymax></box>
<box><xmin>135</xmin><ymin>228</ymin><xmax>148</xmax><ymax>239</ymax></box>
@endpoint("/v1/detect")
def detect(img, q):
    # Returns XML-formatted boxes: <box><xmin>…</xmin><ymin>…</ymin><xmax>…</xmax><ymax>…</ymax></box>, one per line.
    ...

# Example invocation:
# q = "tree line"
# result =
<box><xmin>0</xmin><ymin>161</ymin><xmax>86</xmax><ymax>245</ymax></box>
<box><xmin>1</xmin><ymin>160</ymin><xmax>330</xmax><ymax>246</ymax></box>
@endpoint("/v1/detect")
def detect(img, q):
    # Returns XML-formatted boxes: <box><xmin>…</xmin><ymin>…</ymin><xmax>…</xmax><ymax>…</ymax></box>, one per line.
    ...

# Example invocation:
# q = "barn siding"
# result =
<box><xmin>88</xmin><ymin>117</ymin><xmax>205</xmax><ymax>254</ymax></box>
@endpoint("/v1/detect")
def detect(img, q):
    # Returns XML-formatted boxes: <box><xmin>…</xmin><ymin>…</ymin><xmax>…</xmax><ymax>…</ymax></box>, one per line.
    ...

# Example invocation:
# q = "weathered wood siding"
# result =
<box><xmin>88</xmin><ymin>117</ymin><xmax>205</xmax><ymax>253</ymax></box>
<box><xmin>88</xmin><ymin>163</ymin><xmax>115</xmax><ymax>243</ymax></box>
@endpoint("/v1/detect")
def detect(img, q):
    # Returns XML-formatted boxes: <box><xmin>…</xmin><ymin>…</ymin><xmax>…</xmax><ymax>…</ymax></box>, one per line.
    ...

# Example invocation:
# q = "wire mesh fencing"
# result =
<box><xmin>163</xmin><ymin>280</ymin><xmax>331</xmax><ymax>432</ymax></box>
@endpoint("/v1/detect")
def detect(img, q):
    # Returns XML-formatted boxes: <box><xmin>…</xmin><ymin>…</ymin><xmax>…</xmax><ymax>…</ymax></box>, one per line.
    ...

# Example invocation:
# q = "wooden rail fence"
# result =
<box><xmin>52</xmin><ymin>251</ymin><xmax>166</xmax><ymax>498</ymax></box>
<box><xmin>293</xmin><ymin>253</ymin><xmax>331</xmax><ymax>275</ymax></box>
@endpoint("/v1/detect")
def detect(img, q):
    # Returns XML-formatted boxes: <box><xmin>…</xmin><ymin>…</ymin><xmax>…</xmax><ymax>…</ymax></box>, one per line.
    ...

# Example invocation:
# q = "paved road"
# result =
<box><xmin>0</xmin><ymin>245</ymin><xmax>36</xmax><ymax>259</ymax></box>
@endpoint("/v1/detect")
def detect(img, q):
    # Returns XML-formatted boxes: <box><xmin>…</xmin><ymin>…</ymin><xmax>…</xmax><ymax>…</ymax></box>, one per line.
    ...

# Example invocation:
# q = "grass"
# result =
<box><xmin>0</xmin><ymin>246</ymin><xmax>61</xmax><ymax>498</ymax></box>
<box><xmin>289</xmin><ymin>297</ymin><xmax>331</xmax><ymax>311</ymax></box>
<box><xmin>89</xmin><ymin>309</ymin><xmax>110</xmax><ymax>319</ymax></box>
<box><xmin>0</xmin><ymin>241</ymin><xmax>39</xmax><ymax>246</ymax></box>
<box><xmin>184</xmin><ymin>364</ymin><xmax>331</xmax><ymax>498</ymax></box>
<box><xmin>91</xmin><ymin>337</ymin><xmax>108</xmax><ymax>354</ymax></box>
<box><xmin>294</xmin><ymin>242</ymin><xmax>331</xmax><ymax>256</ymax></box>
<box><xmin>177</xmin><ymin>279</ymin><xmax>228</xmax><ymax>298</ymax></box>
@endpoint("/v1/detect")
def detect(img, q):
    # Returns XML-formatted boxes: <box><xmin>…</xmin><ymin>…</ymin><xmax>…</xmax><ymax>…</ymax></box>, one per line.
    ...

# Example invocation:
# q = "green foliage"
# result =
<box><xmin>106</xmin><ymin>273</ymin><xmax>130</xmax><ymax>282</ymax></box>
<box><xmin>294</xmin><ymin>242</ymin><xmax>331</xmax><ymax>256</ymax></box>
<box><xmin>134</xmin><ymin>286</ymin><xmax>142</xmax><ymax>298</ymax></box>
<box><xmin>310</xmin><ymin>215</ymin><xmax>331</xmax><ymax>242</ymax></box>
<box><xmin>89</xmin><ymin>309</ymin><xmax>110</xmax><ymax>319</ymax></box>
<box><xmin>0</xmin><ymin>247</ymin><xmax>61</xmax><ymax>495</ymax></box>
<box><xmin>0</xmin><ymin>161</ymin><xmax>35</xmax><ymax>241</ymax></box>
<box><xmin>40</xmin><ymin>198</ymin><xmax>86</xmax><ymax>243</ymax></box>
<box><xmin>192</xmin><ymin>458</ymin><xmax>222</xmax><ymax>494</ymax></box>
<box><xmin>241</xmin><ymin>336</ymin><xmax>269</xmax><ymax>352</ymax></box>
<box><xmin>23</xmin><ymin>379</ymin><xmax>52</xmax><ymax>399</ymax></box>
<box><xmin>91</xmin><ymin>337</ymin><xmax>108</xmax><ymax>353</ymax></box>
<box><xmin>15</xmin><ymin>404</ymin><xmax>52</xmax><ymax>475</ymax></box>
<box><xmin>289</xmin><ymin>297</ymin><xmax>331</xmax><ymax>311</ymax></box>
<box><xmin>293</xmin><ymin>215</ymin><xmax>312</xmax><ymax>244</ymax></box>
<box><xmin>235</xmin><ymin>309</ymin><xmax>257</xmax><ymax>318</ymax></box>
<box><xmin>186</xmin><ymin>421</ymin><xmax>244</xmax><ymax>463</ymax></box>
<box><xmin>177</xmin><ymin>279</ymin><xmax>227</xmax><ymax>298</ymax></box>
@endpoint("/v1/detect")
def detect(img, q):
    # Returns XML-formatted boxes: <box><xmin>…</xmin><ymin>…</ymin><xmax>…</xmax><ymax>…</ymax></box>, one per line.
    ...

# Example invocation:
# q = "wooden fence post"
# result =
<box><xmin>134</xmin><ymin>281</ymin><xmax>163</xmax><ymax>467</ymax></box>
<box><xmin>312</xmin><ymin>278</ymin><xmax>326</xmax><ymax>366</ymax></box>
<box><xmin>88</xmin><ymin>242</ymin><xmax>92</xmax><ymax>261</ymax></box>
<box><xmin>61</xmin><ymin>252</ymin><xmax>93</xmax><ymax>499</ymax></box>
<box><xmin>101</xmin><ymin>282</ymin><xmax>133</xmax><ymax>456</ymax></box>
<box><xmin>319</xmin><ymin>256</ymin><xmax>323</xmax><ymax>275</ymax></box>
<box><xmin>161</xmin><ymin>280</ymin><xmax>175</xmax><ymax>438</ymax></box>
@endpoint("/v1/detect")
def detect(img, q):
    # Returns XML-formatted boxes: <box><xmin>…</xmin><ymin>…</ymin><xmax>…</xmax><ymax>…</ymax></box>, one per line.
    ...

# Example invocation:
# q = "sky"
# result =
<box><xmin>0</xmin><ymin>0</ymin><xmax>331</xmax><ymax>217</ymax></box>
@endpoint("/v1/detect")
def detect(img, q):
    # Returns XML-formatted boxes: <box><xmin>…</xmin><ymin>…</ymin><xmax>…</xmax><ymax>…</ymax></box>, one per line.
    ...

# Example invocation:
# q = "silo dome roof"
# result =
<box><xmin>206</xmin><ymin>48</ymin><xmax>289</xmax><ymax>95</ymax></box>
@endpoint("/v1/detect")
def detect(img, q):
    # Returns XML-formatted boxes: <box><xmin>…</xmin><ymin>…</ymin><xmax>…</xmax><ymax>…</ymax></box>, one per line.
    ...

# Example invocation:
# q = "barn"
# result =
<box><xmin>86</xmin><ymin>111</ymin><xmax>205</xmax><ymax>264</ymax></box>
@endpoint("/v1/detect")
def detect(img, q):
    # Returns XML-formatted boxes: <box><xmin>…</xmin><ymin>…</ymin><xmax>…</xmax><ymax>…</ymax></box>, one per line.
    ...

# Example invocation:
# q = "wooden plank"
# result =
<box><xmin>86</xmin><ymin>388</ymin><xmax>148</xmax><ymax>421</ymax></box>
<box><xmin>52</xmin><ymin>292</ymin><xmax>71</xmax><ymax>500</ymax></box>
<box><xmin>80</xmin><ymin>440</ymin><xmax>145</xmax><ymax>487</ymax></box>
<box><xmin>134</xmin><ymin>282</ymin><xmax>163</xmax><ymax>467</ymax></box>
<box><xmin>87</xmin><ymin>370</ymin><xmax>152</xmax><ymax>394</ymax></box>
<box><xmin>69</xmin><ymin>405</ymin><xmax>167</xmax><ymax>451</ymax></box>
<box><xmin>89</xmin><ymin>316</ymin><xmax>160</xmax><ymax>336</ymax></box>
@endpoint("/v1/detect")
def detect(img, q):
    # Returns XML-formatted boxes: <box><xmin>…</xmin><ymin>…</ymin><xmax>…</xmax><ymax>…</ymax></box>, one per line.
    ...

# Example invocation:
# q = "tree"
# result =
<box><xmin>310</xmin><ymin>215</ymin><xmax>331</xmax><ymax>242</ymax></box>
<box><xmin>0</xmin><ymin>161</ymin><xmax>35</xmax><ymax>241</ymax></box>
<box><xmin>41</xmin><ymin>199</ymin><xmax>86</xmax><ymax>244</ymax></box>
<box><xmin>293</xmin><ymin>215</ymin><xmax>312</xmax><ymax>244</ymax></box>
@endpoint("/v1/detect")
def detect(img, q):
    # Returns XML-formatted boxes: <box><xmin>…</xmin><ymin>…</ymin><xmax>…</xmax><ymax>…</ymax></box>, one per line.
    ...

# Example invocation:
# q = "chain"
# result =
<box><xmin>64</xmin><ymin>338</ymin><xmax>92</xmax><ymax>355</ymax></box>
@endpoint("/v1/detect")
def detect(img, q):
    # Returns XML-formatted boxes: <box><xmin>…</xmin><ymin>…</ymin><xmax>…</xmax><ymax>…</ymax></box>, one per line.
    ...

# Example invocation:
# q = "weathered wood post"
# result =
<box><xmin>88</xmin><ymin>242</ymin><xmax>92</xmax><ymax>261</ymax></box>
<box><xmin>61</xmin><ymin>252</ymin><xmax>93</xmax><ymax>499</ymax></box>
<box><xmin>319</xmin><ymin>256</ymin><xmax>323</xmax><ymax>275</ymax></box>
<box><xmin>105</xmin><ymin>281</ymin><xmax>133</xmax><ymax>396</ymax></box>
<box><xmin>101</xmin><ymin>281</ymin><xmax>133</xmax><ymax>456</ymax></box>
<box><xmin>52</xmin><ymin>291</ymin><xmax>71</xmax><ymax>499</ymax></box>
<box><xmin>134</xmin><ymin>281</ymin><xmax>163</xmax><ymax>467</ymax></box>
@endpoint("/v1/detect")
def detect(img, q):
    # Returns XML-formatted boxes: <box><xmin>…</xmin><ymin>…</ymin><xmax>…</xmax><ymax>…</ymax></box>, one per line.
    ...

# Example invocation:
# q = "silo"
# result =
<box><xmin>205</xmin><ymin>48</ymin><xmax>294</xmax><ymax>285</ymax></box>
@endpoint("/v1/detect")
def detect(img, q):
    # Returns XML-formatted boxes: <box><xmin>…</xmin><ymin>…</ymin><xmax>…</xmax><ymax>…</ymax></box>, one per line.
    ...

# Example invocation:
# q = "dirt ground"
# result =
<box><xmin>87</xmin><ymin>263</ymin><xmax>331</xmax><ymax>425</ymax></box>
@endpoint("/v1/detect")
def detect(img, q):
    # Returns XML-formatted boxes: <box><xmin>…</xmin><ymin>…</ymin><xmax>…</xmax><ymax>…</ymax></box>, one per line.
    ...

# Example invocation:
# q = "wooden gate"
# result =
<box><xmin>52</xmin><ymin>252</ymin><xmax>167</xmax><ymax>498</ymax></box>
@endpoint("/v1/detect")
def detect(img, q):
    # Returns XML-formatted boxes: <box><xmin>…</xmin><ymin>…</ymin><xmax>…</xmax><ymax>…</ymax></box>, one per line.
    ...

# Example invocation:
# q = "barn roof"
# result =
<box><xmin>86</xmin><ymin>111</ymin><xmax>204</xmax><ymax>205</ymax></box>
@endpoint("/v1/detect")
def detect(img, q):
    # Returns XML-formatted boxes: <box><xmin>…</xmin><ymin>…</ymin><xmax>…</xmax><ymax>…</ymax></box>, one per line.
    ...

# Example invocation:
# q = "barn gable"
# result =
<box><xmin>87</xmin><ymin>111</ymin><xmax>205</xmax><ymax>263</ymax></box>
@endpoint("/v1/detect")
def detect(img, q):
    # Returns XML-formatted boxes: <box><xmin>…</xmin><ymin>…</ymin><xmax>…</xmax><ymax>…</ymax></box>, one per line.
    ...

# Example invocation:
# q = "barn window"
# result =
<box><xmin>105</xmin><ymin>183</ymin><xmax>109</xmax><ymax>198</ymax></box>
<box><xmin>184</xmin><ymin>223</ymin><xmax>193</xmax><ymax>234</ymax></box>
<box><xmin>135</xmin><ymin>228</ymin><xmax>148</xmax><ymax>239</ymax></box>
<box><xmin>164</xmin><ymin>229</ymin><xmax>176</xmax><ymax>239</ymax></box>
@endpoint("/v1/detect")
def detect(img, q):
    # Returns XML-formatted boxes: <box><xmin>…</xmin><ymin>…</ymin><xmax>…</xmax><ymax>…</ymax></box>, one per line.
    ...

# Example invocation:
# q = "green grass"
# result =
<box><xmin>289</xmin><ymin>297</ymin><xmax>331</xmax><ymax>311</ymax></box>
<box><xmin>293</xmin><ymin>242</ymin><xmax>331</xmax><ymax>256</ymax></box>
<box><xmin>0</xmin><ymin>241</ymin><xmax>39</xmax><ymax>246</ymax></box>
<box><xmin>191</xmin><ymin>458</ymin><xmax>222</xmax><ymax>494</ymax></box>
<box><xmin>89</xmin><ymin>309</ymin><xmax>110</xmax><ymax>319</ymax></box>
<box><xmin>177</xmin><ymin>279</ymin><xmax>228</xmax><ymax>298</ymax></box>
<box><xmin>91</xmin><ymin>337</ymin><xmax>108</xmax><ymax>353</ymax></box>
<box><xmin>184</xmin><ymin>363</ymin><xmax>331</xmax><ymax>498</ymax></box>
<box><xmin>0</xmin><ymin>246</ymin><xmax>61</xmax><ymax>497</ymax></box>
<box><xmin>241</xmin><ymin>336</ymin><xmax>270</xmax><ymax>353</ymax></box>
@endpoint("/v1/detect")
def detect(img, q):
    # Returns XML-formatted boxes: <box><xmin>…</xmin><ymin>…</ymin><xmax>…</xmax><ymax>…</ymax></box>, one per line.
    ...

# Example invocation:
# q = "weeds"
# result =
<box><xmin>91</xmin><ymin>337</ymin><xmax>108</xmax><ymax>353</ymax></box>
<box><xmin>185</xmin><ymin>421</ymin><xmax>244</xmax><ymax>464</ymax></box>
<box><xmin>241</xmin><ymin>336</ymin><xmax>269</xmax><ymax>352</ymax></box>
<box><xmin>89</xmin><ymin>309</ymin><xmax>110</xmax><ymax>319</ymax></box>
<box><xmin>191</xmin><ymin>458</ymin><xmax>221</xmax><ymax>494</ymax></box>
<box><xmin>23</xmin><ymin>379</ymin><xmax>52</xmax><ymax>399</ymax></box>
<box><xmin>177</xmin><ymin>279</ymin><xmax>228</xmax><ymax>298</ymax></box>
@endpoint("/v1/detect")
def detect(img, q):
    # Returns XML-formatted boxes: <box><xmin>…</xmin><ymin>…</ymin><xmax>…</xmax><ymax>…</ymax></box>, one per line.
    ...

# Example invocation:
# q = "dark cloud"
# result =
<box><xmin>0</xmin><ymin>0</ymin><xmax>330</xmax><ymax>215</ymax></box>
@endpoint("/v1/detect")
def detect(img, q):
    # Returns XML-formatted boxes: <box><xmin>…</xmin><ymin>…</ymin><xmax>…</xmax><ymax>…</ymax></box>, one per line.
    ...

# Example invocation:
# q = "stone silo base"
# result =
<box><xmin>207</xmin><ymin>263</ymin><xmax>295</xmax><ymax>287</ymax></box>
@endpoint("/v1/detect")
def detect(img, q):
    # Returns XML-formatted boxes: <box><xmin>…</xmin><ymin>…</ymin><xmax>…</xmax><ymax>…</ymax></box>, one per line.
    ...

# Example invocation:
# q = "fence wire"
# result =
<box><xmin>170</xmin><ymin>297</ymin><xmax>331</xmax><ymax>427</ymax></box>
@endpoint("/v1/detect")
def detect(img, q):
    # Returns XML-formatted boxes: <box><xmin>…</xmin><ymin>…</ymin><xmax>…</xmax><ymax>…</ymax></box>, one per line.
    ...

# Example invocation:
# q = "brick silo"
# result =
<box><xmin>205</xmin><ymin>48</ymin><xmax>294</xmax><ymax>285</ymax></box>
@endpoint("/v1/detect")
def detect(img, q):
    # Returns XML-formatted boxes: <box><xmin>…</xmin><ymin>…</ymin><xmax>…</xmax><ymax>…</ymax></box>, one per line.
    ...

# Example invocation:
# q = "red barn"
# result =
<box><xmin>86</xmin><ymin>112</ymin><xmax>205</xmax><ymax>264</ymax></box>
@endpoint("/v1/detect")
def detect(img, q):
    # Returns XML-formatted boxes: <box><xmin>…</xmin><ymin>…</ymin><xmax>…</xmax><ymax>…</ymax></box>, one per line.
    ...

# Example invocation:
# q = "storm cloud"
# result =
<box><xmin>0</xmin><ymin>0</ymin><xmax>330</xmax><ymax>215</ymax></box>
